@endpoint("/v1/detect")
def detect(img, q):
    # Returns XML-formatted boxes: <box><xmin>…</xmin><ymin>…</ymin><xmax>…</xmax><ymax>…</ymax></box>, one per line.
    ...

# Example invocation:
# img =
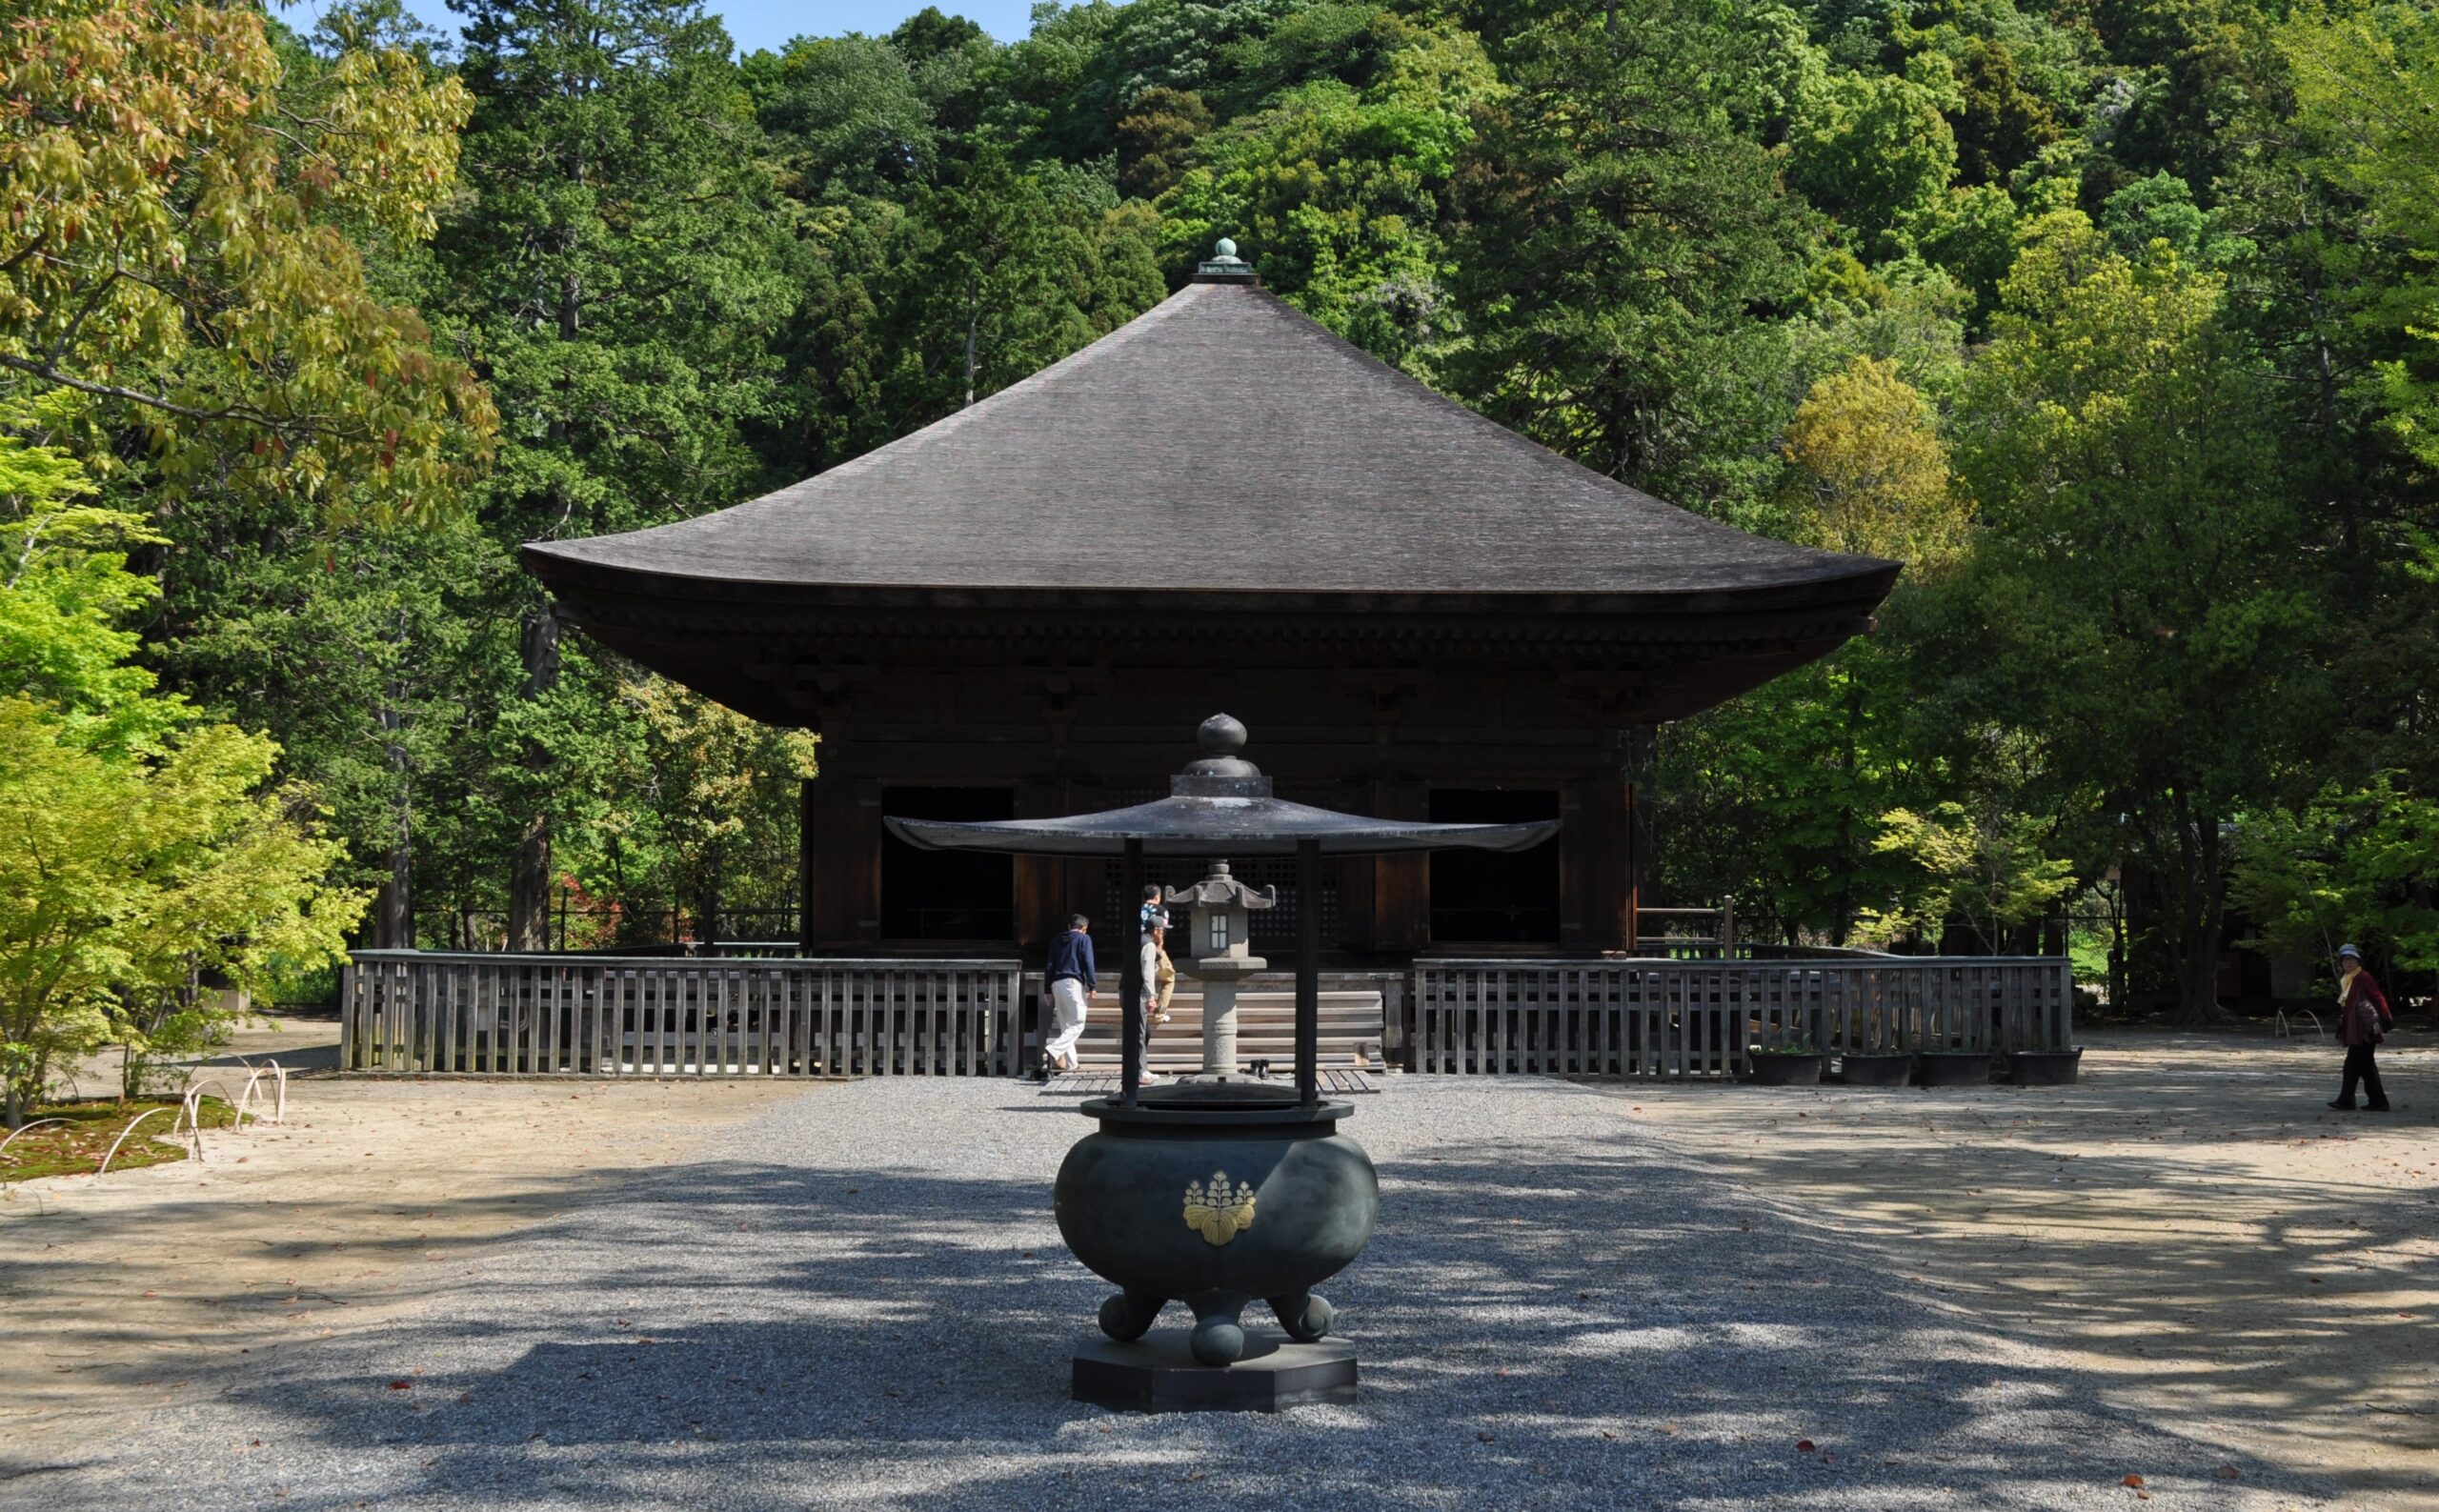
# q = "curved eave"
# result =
<box><xmin>520</xmin><ymin>541</ymin><xmax>1903</xmax><ymax>625</ymax></box>
<box><xmin>884</xmin><ymin>807</ymin><xmax>1560</xmax><ymax>857</ymax></box>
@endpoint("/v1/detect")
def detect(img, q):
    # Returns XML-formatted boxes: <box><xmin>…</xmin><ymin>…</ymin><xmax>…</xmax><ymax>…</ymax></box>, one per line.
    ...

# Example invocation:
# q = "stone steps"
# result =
<box><xmin>1066</xmin><ymin>990</ymin><xmax>1382</xmax><ymax>1073</ymax></box>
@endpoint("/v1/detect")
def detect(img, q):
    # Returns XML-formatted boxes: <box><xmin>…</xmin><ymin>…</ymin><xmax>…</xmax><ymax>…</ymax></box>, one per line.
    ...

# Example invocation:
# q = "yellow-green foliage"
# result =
<box><xmin>1860</xmin><ymin>799</ymin><xmax>2076</xmax><ymax>951</ymax></box>
<box><xmin>0</xmin><ymin>413</ymin><xmax>172</xmax><ymax>747</ymax></box>
<box><xmin>1782</xmin><ymin>354</ymin><xmax>1965</xmax><ymax>564</ymax></box>
<box><xmin>0</xmin><ymin>437</ymin><xmax>366</xmax><ymax>1123</ymax></box>
<box><xmin>584</xmin><ymin>677</ymin><xmax>820</xmax><ymax>942</ymax></box>
<box><xmin>0</xmin><ymin>0</ymin><xmax>495</xmax><ymax>514</ymax></box>
<box><xmin>0</xmin><ymin>698</ymin><xmax>368</xmax><ymax>1123</ymax></box>
<box><xmin>2281</xmin><ymin>5</ymin><xmax>2439</xmax><ymax>467</ymax></box>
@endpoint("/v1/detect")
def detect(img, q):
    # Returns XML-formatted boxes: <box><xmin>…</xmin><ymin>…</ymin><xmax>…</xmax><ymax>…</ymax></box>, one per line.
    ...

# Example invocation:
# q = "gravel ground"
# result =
<box><xmin>4</xmin><ymin>1078</ymin><xmax>2340</xmax><ymax>1511</ymax></box>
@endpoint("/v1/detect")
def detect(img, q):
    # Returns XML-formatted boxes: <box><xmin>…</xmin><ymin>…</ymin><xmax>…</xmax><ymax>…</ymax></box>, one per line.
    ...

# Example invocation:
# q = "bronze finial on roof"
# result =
<box><xmin>1195</xmin><ymin>237</ymin><xmax>1260</xmax><ymax>285</ymax></box>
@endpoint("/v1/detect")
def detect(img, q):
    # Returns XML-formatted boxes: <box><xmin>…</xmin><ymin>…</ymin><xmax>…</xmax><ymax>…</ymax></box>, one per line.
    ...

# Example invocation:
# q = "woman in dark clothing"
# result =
<box><xmin>2330</xmin><ymin>942</ymin><xmax>2393</xmax><ymax>1113</ymax></box>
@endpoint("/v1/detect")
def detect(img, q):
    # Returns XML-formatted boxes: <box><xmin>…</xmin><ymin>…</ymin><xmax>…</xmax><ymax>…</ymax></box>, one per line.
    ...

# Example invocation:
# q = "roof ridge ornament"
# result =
<box><xmin>1193</xmin><ymin>237</ymin><xmax>1260</xmax><ymax>286</ymax></box>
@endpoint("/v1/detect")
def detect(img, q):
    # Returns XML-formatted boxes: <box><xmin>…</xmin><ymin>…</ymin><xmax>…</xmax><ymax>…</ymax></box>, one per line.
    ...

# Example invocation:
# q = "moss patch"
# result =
<box><xmin>1</xmin><ymin>1097</ymin><xmax>248</xmax><ymax>1182</ymax></box>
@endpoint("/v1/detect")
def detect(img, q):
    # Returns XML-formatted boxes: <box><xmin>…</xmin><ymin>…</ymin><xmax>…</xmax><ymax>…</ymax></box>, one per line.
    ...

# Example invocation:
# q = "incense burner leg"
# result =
<box><xmin>1186</xmin><ymin>1293</ymin><xmax>1249</xmax><ymax>1365</ymax></box>
<box><xmin>1098</xmin><ymin>1290</ymin><xmax>1166</xmax><ymax>1342</ymax></box>
<box><xmin>1269</xmin><ymin>1289</ymin><xmax>1334</xmax><ymax>1343</ymax></box>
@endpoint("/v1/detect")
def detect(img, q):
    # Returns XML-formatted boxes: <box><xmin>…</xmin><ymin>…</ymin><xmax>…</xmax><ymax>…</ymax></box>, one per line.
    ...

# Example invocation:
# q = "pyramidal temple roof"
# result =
<box><xmin>522</xmin><ymin>277</ymin><xmax>1896</xmax><ymax>599</ymax></box>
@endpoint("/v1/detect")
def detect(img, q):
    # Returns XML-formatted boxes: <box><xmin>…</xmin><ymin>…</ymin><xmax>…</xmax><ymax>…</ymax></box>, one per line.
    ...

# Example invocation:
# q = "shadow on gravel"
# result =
<box><xmin>1582</xmin><ymin>1053</ymin><xmax>2439</xmax><ymax>1508</ymax></box>
<box><xmin>156</xmin><ymin>1080</ymin><xmax>2329</xmax><ymax>1511</ymax></box>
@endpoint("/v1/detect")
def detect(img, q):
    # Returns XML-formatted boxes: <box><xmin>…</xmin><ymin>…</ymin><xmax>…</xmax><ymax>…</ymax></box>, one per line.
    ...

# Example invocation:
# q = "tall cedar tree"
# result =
<box><xmin>438</xmin><ymin>0</ymin><xmax>796</xmax><ymax>947</ymax></box>
<box><xmin>1449</xmin><ymin>0</ymin><xmax>1816</xmax><ymax>519</ymax></box>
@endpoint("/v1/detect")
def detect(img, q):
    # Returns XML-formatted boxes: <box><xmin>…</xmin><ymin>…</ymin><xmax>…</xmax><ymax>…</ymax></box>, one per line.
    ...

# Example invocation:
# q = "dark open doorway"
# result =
<box><xmin>1429</xmin><ymin>789</ymin><xmax>1561</xmax><ymax>944</ymax></box>
<box><xmin>881</xmin><ymin>787</ymin><xmax>1015</xmax><ymax>940</ymax></box>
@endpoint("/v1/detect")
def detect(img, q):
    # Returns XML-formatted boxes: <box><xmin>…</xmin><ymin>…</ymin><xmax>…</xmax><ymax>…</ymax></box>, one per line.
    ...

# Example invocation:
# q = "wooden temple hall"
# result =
<box><xmin>342</xmin><ymin>248</ymin><xmax>2078</xmax><ymax>1080</ymax></box>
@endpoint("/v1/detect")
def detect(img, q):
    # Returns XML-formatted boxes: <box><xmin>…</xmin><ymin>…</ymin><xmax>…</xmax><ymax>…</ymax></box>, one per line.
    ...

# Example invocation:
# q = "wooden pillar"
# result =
<box><xmin>804</xmin><ymin>772</ymin><xmax>882</xmax><ymax>948</ymax></box>
<box><xmin>1623</xmin><ymin>775</ymin><xmax>1646</xmax><ymax>952</ymax></box>
<box><xmin>1057</xmin><ymin>769</ymin><xmax>1099</xmax><ymax>937</ymax></box>
<box><xmin>1371</xmin><ymin>781</ymin><xmax>1429</xmax><ymax>952</ymax></box>
<box><xmin>1560</xmin><ymin>777</ymin><xmax>1633</xmax><ymax>952</ymax></box>
<box><xmin>1013</xmin><ymin>779</ymin><xmax>1061</xmax><ymax>949</ymax></box>
<box><xmin>796</xmin><ymin>776</ymin><xmax>816</xmax><ymax>955</ymax></box>
<box><xmin>1335</xmin><ymin>850</ymin><xmax>1371</xmax><ymax>954</ymax></box>
<box><xmin>1625</xmin><ymin>724</ymin><xmax>1655</xmax><ymax>954</ymax></box>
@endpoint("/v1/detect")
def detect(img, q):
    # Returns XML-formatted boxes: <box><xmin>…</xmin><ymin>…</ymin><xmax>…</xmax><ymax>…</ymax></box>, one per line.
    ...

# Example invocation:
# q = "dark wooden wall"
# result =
<box><xmin>552</xmin><ymin>573</ymin><xmax>1877</xmax><ymax>962</ymax></box>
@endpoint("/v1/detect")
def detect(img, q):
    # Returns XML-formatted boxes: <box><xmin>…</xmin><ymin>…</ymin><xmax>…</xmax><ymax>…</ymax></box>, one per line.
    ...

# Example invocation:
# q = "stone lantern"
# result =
<box><xmin>1166</xmin><ymin>860</ymin><xmax>1275</xmax><ymax>1081</ymax></box>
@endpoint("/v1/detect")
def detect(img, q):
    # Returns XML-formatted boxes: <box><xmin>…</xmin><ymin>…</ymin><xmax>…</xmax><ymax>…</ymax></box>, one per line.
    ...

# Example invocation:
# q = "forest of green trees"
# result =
<box><xmin>5</xmin><ymin>0</ymin><xmax>2438</xmax><ymax>1093</ymax></box>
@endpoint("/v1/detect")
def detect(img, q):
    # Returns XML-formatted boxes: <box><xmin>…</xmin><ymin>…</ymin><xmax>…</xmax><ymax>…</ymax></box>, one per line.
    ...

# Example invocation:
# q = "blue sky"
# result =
<box><xmin>299</xmin><ymin>0</ymin><xmax>1041</xmax><ymax>52</ymax></box>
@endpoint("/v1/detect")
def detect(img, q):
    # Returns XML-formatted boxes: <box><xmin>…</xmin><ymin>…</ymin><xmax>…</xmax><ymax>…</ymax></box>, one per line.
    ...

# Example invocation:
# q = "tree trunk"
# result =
<box><xmin>1831</xmin><ymin>670</ymin><xmax>1860</xmax><ymax>946</ymax></box>
<box><xmin>2166</xmin><ymin>790</ymin><xmax>2227</xmax><ymax>1024</ymax></box>
<box><xmin>2105</xmin><ymin>875</ymin><xmax>2128</xmax><ymax>1011</ymax></box>
<box><xmin>963</xmin><ymin>279</ymin><xmax>978</xmax><ymax>409</ymax></box>
<box><xmin>509</xmin><ymin>820</ymin><xmax>552</xmax><ymax>952</ymax></box>
<box><xmin>373</xmin><ymin>683</ymin><xmax>413</xmax><ymax>948</ymax></box>
<box><xmin>507</xmin><ymin>604</ymin><xmax>561</xmax><ymax>952</ymax></box>
<box><xmin>509</xmin><ymin>247</ymin><xmax>584</xmax><ymax>955</ymax></box>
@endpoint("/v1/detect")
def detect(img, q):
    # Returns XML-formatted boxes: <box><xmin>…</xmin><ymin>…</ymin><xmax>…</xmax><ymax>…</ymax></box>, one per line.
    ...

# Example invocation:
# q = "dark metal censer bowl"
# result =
<box><xmin>1056</xmin><ymin>1087</ymin><xmax>1381</xmax><ymax>1366</ymax></box>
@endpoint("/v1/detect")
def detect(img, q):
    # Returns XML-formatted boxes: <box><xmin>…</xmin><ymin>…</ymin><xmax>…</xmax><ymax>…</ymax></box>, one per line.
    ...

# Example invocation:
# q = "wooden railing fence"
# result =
<box><xmin>341</xmin><ymin>952</ymin><xmax>1022</xmax><ymax>1077</ymax></box>
<box><xmin>1413</xmin><ymin>957</ymin><xmax>2073</xmax><ymax>1078</ymax></box>
<box><xmin>341</xmin><ymin>951</ymin><xmax>2071</xmax><ymax>1081</ymax></box>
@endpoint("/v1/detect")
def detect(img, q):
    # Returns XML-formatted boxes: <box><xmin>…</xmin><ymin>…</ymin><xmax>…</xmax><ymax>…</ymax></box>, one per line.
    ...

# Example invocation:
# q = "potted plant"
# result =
<box><xmin>1747</xmin><ymin>1037</ymin><xmax>1825</xmax><ymax>1086</ymax></box>
<box><xmin>1835</xmin><ymin>1048</ymin><xmax>1914</xmax><ymax>1086</ymax></box>
<box><xmin>1914</xmin><ymin>1046</ymin><xmax>1994</xmax><ymax>1086</ymax></box>
<box><xmin>2006</xmin><ymin>1046</ymin><xmax>2083</xmax><ymax>1084</ymax></box>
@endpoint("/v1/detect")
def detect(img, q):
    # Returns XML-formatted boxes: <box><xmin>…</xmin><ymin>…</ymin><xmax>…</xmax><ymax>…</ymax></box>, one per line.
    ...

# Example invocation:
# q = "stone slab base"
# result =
<box><xmin>1072</xmin><ymin>1330</ymin><xmax>1358</xmax><ymax>1412</ymax></box>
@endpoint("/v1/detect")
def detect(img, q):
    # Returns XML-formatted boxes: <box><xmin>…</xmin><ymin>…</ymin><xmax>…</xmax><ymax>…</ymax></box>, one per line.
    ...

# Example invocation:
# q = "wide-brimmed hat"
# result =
<box><xmin>2339</xmin><ymin>942</ymin><xmax>2363</xmax><ymax>960</ymax></box>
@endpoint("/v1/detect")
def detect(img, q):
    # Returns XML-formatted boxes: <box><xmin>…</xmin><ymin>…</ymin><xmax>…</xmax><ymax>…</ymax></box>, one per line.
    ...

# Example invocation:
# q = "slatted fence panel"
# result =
<box><xmin>1413</xmin><ymin>957</ymin><xmax>2072</xmax><ymax>1078</ymax></box>
<box><xmin>342</xmin><ymin>953</ymin><xmax>1023</xmax><ymax>1078</ymax></box>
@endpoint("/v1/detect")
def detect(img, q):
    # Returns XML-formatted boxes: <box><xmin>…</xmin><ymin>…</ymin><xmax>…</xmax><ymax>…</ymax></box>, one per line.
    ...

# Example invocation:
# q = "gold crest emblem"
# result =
<box><xmin>1182</xmin><ymin>1170</ymin><xmax>1257</xmax><ymax>1245</ymax></box>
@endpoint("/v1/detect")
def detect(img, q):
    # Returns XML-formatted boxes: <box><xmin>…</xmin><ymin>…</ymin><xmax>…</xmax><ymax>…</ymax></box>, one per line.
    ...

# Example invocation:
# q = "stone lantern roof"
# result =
<box><xmin>1164</xmin><ymin>859</ymin><xmax>1276</xmax><ymax>913</ymax></box>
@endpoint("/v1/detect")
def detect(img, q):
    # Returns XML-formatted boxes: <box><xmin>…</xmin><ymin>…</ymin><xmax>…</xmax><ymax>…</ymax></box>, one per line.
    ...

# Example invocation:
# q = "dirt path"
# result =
<box><xmin>0</xmin><ymin>1055</ymin><xmax>812</xmax><ymax>1455</ymax></box>
<box><xmin>1614</xmin><ymin>1031</ymin><xmax>2439</xmax><ymax>1510</ymax></box>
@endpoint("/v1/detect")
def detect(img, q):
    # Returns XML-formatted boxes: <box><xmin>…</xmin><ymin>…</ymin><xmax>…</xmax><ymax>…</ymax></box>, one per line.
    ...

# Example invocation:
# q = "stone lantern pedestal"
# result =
<box><xmin>1166</xmin><ymin>860</ymin><xmax>1275</xmax><ymax>1083</ymax></box>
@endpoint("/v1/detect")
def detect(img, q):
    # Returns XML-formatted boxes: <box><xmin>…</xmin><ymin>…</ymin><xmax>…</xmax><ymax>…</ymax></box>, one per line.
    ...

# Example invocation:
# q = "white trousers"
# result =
<box><xmin>1045</xmin><ymin>977</ymin><xmax>1089</xmax><ymax>1067</ymax></box>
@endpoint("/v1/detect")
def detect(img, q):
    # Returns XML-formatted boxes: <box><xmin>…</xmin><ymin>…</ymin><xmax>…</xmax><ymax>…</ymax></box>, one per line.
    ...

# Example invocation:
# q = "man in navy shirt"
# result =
<box><xmin>1043</xmin><ymin>914</ymin><xmax>1096</xmax><ymax>1076</ymax></box>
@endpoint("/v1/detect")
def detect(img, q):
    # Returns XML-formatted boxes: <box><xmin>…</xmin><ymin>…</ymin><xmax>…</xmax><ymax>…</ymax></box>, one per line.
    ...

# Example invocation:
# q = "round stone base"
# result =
<box><xmin>1072</xmin><ymin>1329</ymin><xmax>1357</xmax><ymax>1413</ymax></box>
